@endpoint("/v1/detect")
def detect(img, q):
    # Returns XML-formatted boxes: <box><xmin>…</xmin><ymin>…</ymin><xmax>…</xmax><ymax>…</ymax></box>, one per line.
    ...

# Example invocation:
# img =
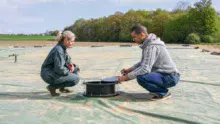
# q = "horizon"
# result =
<box><xmin>0</xmin><ymin>0</ymin><xmax>219</xmax><ymax>34</ymax></box>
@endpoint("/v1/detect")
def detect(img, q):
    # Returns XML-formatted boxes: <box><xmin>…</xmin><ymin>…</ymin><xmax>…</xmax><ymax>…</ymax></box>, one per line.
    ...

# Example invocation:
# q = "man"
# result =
<box><xmin>118</xmin><ymin>25</ymin><xmax>180</xmax><ymax>100</ymax></box>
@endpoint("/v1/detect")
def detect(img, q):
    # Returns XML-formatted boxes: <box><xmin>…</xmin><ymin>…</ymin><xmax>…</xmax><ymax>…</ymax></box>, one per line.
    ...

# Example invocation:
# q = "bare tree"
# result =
<box><xmin>174</xmin><ymin>1</ymin><xmax>190</xmax><ymax>11</ymax></box>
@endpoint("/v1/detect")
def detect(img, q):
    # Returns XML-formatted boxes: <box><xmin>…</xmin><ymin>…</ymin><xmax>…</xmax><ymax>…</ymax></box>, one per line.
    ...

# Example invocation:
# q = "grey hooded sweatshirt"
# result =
<box><xmin>127</xmin><ymin>33</ymin><xmax>179</xmax><ymax>80</ymax></box>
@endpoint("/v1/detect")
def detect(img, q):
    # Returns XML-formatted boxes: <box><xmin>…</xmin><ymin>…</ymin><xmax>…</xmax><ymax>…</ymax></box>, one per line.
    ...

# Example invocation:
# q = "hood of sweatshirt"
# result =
<box><xmin>140</xmin><ymin>33</ymin><xmax>165</xmax><ymax>49</ymax></box>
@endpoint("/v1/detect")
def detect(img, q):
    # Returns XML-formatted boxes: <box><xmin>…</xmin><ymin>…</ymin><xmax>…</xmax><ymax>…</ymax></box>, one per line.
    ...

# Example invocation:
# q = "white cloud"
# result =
<box><xmin>0</xmin><ymin>0</ymin><xmax>95</xmax><ymax>33</ymax></box>
<box><xmin>0</xmin><ymin>0</ymin><xmax>95</xmax><ymax>6</ymax></box>
<box><xmin>0</xmin><ymin>0</ymin><xmax>46</xmax><ymax>24</ymax></box>
<box><xmin>108</xmin><ymin>0</ymin><xmax>175</xmax><ymax>4</ymax></box>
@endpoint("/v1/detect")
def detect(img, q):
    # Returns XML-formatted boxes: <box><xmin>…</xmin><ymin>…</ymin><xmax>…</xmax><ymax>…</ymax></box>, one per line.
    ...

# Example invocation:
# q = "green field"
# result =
<box><xmin>0</xmin><ymin>35</ymin><xmax>219</xmax><ymax>45</ymax></box>
<box><xmin>0</xmin><ymin>35</ymin><xmax>55</xmax><ymax>41</ymax></box>
<box><xmin>200</xmin><ymin>42</ymin><xmax>220</xmax><ymax>45</ymax></box>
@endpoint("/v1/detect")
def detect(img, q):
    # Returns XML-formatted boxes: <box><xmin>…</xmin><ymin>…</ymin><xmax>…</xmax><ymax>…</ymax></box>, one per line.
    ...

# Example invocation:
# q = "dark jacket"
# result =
<box><xmin>41</xmin><ymin>42</ymin><xmax>71</xmax><ymax>83</ymax></box>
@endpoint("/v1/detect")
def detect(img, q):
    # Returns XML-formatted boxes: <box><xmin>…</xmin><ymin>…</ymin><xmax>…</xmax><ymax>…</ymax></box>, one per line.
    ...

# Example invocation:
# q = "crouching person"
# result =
<box><xmin>41</xmin><ymin>31</ymin><xmax>80</xmax><ymax>96</ymax></box>
<box><xmin>118</xmin><ymin>25</ymin><xmax>180</xmax><ymax>101</ymax></box>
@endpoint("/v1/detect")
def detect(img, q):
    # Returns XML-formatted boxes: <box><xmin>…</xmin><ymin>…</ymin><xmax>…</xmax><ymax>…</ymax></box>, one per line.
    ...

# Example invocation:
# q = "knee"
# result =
<box><xmin>41</xmin><ymin>74</ymin><xmax>52</xmax><ymax>84</ymax></box>
<box><xmin>137</xmin><ymin>75</ymin><xmax>144</xmax><ymax>84</ymax></box>
<box><xmin>137</xmin><ymin>75</ymin><xmax>146</xmax><ymax>86</ymax></box>
<box><xmin>70</xmin><ymin>75</ymin><xmax>80</xmax><ymax>86</ymax></box>
<box><xmin>74</xmin><ymin>75</ymin><xmax>80</xmax><ymax>85</ymax></box>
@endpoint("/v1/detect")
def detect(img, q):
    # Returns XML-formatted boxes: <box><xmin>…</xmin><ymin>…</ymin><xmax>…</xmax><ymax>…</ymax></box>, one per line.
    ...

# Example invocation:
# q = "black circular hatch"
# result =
<box><xmin>83</xmin><ymin>76</ymin><xmax>119</xmax><ymax>97</ymax></box>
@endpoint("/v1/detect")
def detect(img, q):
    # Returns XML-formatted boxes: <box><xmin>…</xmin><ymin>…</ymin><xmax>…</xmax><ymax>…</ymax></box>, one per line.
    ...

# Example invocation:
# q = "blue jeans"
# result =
<box><xmin>137</xmin><ymin>72</ymin><xmax>179</xmax><ymax>96</ymax></box>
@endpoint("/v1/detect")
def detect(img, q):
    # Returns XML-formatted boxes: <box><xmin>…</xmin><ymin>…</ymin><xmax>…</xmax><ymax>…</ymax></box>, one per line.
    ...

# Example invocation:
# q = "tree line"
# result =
<box><xmin>63</xmin><ymin>0</ymin><xmax>219</xmax><ymax>44</ymax></box>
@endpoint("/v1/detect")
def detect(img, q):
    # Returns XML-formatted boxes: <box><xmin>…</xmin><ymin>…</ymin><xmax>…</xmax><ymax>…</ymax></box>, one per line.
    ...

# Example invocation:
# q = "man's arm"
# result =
<box><xmin>127</xmin><ymin>46</ymin><xmax>159</xmax><ymax>80</ymax></box>
<box><xmin>130</xmin><ymin>62</ymin><xmax>141</xmax><ymax>71</ymax></box>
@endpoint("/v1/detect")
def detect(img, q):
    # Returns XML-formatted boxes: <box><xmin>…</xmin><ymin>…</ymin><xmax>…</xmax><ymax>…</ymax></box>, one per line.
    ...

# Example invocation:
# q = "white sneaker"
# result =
<box><xmin>151</xmin><ymin>92</ymin><xmax>171</xmax><ymax>101</ymax></box>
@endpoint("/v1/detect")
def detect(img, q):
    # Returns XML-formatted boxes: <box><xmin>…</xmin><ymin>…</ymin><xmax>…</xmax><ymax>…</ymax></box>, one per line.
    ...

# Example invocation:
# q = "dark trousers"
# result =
<box><xmin>137</xmin><ymin>72</ymin><xmax>179</xmax><ymax>96</ymax></box>
<box><xmin>41</xmin><ymin>71</ymin><xmax>79</xmax><ymax>89</ymax></box>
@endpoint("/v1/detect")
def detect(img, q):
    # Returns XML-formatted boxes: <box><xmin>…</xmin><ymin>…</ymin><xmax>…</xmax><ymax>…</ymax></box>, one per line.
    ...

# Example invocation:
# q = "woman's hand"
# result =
<box><xmin>73</xmin><ymin>64</ymin><xmax>80</xmax><ymax>72</ymax></box>
<box><xmin>67</xmin><ymin>63</ymin><xmax>75</xmax><ymax>73</ymax></box>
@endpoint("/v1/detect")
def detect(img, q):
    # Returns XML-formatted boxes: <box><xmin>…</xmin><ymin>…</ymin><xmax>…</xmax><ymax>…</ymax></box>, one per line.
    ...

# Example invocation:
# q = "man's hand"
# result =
<box><xmin>121</xmin><ymin>68</ymin><xmax>132</xmax><ymax>76</ymax></box>
<box><xmin>118</xmin><ymin>75</ymin><xmax>129</xmax><ymax>84</ymax></box>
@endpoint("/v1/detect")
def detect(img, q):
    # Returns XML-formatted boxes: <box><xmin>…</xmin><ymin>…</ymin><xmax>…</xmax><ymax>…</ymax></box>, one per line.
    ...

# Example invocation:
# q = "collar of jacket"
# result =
<box><xmin>139</xmin><ymin>37</ymin><xmax>150</xmax><ymax>49</ymax></box>
<box><xmin>58</xmin><ymin>42</ymin><xmax>67</xmax><ymax>51</ymax></box>
<box><xmin>139</xmin><ymin>33</ymin><xmax>157</xmax><ymax>49</ymax></box>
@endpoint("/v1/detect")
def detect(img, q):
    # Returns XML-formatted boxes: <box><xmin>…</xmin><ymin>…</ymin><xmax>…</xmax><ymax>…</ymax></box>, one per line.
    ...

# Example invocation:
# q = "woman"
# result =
<box><xmin>41</xmin><ymin>31</ymin><xmax>80</xmax><ymax>96</ymax></box>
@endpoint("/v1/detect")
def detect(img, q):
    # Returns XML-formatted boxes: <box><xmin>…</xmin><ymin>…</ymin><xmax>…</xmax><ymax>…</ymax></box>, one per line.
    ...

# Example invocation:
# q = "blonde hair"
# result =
<box><xmin>57</xmin><ymin>30</ymin><xmax>75</xmax><ymax>42</ymax></box>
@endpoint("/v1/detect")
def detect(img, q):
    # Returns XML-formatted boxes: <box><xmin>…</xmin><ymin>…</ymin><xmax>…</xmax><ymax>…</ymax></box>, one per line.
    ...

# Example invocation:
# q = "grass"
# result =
<box><xmin>0</xmin><ymin>35</ymin><xmax>55</xmax><ymax>41</ymax></box>
<box><xmin>0</xmin><ymin>34</ymin><xmax>219</xmax><ymax>45</ymax></box>
<box><xmin>200</xmin><ymin>42</ymin><xmax>220</xmax><ymax>45</ymax></box>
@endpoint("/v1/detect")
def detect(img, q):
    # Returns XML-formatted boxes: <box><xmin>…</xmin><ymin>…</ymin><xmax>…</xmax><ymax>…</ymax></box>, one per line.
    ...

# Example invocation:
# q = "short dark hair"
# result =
<box><xmin>131</xmin><ymin>24</ymin><xmax>148</xmax><ymax>35</ymax></box>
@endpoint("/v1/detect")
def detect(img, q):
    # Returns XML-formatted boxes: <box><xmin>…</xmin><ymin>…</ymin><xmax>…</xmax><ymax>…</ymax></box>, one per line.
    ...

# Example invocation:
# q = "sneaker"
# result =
<box><xmin>46</xmin><ymin>86</ymin><xmax>60</xmax><ymax>97</ymax></box>
<box><xmin>151</xmin><ymin>92</ymin><xmax>171</xmax><ymax>101</ymax></box>
<box><xmin>59</xmin><ymin>87</ymin><xmax>73</xmax><ymax>93</ymax></box>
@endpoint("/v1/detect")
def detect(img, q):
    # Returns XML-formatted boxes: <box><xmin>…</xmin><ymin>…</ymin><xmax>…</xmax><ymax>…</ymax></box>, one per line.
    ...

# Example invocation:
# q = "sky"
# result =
<box><xmin>0</xmin><ymin>0</ymin><xmax>219</xmax><ymax>34</ymax></box>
